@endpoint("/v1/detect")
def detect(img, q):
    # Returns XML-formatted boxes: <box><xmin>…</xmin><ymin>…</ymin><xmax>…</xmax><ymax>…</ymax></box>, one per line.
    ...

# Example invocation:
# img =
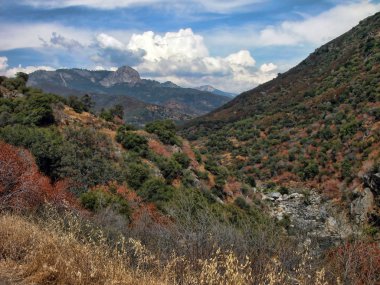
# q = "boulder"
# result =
<box><xmin>267</xmin><ymin>192</ymin><xmax>282</xmax><ymax>200</ymax></box>
<box><xmin>363</xmin><ymin>172</ymin><xmax>380</xmax><ymax>194</ymax></box>
<box><xmin>350</xmin><ymin>188</ymin><xmax>375</xmax><ymax>224</ymax></box>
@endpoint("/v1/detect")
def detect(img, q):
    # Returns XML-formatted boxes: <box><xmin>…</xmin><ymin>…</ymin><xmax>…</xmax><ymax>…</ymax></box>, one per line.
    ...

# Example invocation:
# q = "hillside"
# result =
<box><xmin>1</xmin><ymin>65</ymin><xmax>379</xmax><ymax>283</ymax></box>
<box><xmin>184</xmin><ymin>12</ymin><xmax>380</xmax><ymax>202</ymax></box>
<box><xmin>28</xmin><ymin>66</ymin><xmax>230</xmax><ymax>124</ymax></box>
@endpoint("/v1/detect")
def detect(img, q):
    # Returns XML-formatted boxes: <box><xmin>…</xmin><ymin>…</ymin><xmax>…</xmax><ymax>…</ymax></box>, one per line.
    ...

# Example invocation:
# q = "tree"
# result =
<box><xmin>112</xmin><ymin>104</ymin><xmax>124</xmax><ymax>119</ymax></box>
<box><xmin>15</xmin><ymin>72</ymin><xmax>29</xmax><ymax>83</ymax></box>
<box><xmin>80</xmin><ymin>94</ymin><xmax>94</xmax><ymax>112</ymax></box>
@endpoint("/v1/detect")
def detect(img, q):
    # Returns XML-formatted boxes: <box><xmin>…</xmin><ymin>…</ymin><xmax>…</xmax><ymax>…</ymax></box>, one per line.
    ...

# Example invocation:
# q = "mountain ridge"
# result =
<box><xmin>28</xmin><ymin>66</ymin><xmax>231</xmax><ymax>124</ymax></box>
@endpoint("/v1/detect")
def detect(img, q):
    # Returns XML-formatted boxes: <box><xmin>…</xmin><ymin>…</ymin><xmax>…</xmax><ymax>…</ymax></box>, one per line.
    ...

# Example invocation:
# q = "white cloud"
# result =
<box><xmin>204</xmin><ymin>1</ymin><xmax>380</xmax><ymax>49</ymax></box>
<box><xmin>21</xmin><ymin>0</ymin><xmax>265</xmax><ymax>13</ymax></box>
<box><xmin>0</xmin><ymin>57</ymin><xmax>8</xmax><ymax>73</ymax></box>
<box><xmin>0</xmin><ymin>23</ymin><xmax>92</xmax><ymax>51</ymax></box>
<box><xmin>4</xmin><ymin>65</ymin><xmax>55</xmax><ymax>77</ymax></box>
<box><xmin>260</xmin><ymin>63</ymin><xmax>277</xmax><ymax>73</ymax></box>
<box><xmin>106</xmin><ymin>28</ymin><xmax>277</xmax><ymax>92</ymax></box>
<box><xmin>96</xmin><ymin>33</ymin><xmax>125</xmax><ymax>50</ymax></box>
<box><xmin>0</xmin><ymin>56</ymin><xmax>55</xmax><ymax>76</ymax></box>
<box><xmin>258</xmin><ymin>1</ymin><xmax>380</xmax><ymax>46</ymax></box>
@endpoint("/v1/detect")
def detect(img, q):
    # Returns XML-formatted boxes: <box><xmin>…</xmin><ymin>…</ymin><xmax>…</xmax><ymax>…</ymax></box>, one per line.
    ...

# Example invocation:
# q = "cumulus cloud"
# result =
<box><xmin>0</xmin><ymin>56</ymin><xmax>55</xmax><ymax>77</ymax></box>
<box><xmin>5</xmin><ymin>65</ymin><xmax>55</xmax><ymax>77</ymax></box>
<box><xmin>94</xmin><ymin>28</ymin><xmax>276</xmax><ymax>92</ymax></box>
<box><xmin>91</xmin><ymin>33</ymin><xmax>146</xmax><ymax>67</ymax></box>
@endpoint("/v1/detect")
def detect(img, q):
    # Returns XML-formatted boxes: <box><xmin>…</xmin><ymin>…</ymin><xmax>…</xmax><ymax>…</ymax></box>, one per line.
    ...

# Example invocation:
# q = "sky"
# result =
<box><xmin>0</xmin><ymin>0</ymin><xmax>379</xmax><ymax>93</ymax></box>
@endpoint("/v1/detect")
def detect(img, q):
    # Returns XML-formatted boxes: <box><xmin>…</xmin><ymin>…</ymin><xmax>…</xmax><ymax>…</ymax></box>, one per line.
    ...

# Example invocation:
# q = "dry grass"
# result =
<box><xmin>0</xmin><ymin>209</ymin><xmax>341</xmax><ymax>285</ymax></box>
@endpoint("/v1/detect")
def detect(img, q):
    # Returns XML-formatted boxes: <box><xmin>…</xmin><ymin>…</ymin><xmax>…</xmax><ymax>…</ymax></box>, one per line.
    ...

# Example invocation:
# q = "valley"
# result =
<box><xmin>0</xmin><ymin>6</ymin><xmax>379</xmax><ymax>285</ymax></box>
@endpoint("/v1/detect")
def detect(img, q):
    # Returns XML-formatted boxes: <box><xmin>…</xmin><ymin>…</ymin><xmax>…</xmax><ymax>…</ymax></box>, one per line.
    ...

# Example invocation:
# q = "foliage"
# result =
<box><xmin>0</xmin><ymin>142</ymin><xmax>72</xmax><ymax>210</ymax></box>
<box><xmin>173</xmin><ymin>152</ymin><xmax>191</xmax><ymax>169</ymax></box>
<box><xmin>145</xmin><ymin>120</ymin><xmax>181</xmax><ymax>145</ymax></box>
<box><xmin>116</xmin><ymin>127</ymin><xmax>148</xmax><ymax>155</ymax></box>
<box><xmin>138</xmin><ymin>178</ymin><xmax>175</xmax><ymax>206</ymax></box>
<box><xmin>0</xmin><ymin>92</ymin><xmax>61</xmax><ymax>126</ymax></box>
<box><xmin>80</xmin><ymin>189</ymin><xmax>131</xmax><ymax>220</ymax></box>
<box><xmin>126</xmin><ymin>163</ymin><xmax>151</xmax><ymax>190</ymax></box>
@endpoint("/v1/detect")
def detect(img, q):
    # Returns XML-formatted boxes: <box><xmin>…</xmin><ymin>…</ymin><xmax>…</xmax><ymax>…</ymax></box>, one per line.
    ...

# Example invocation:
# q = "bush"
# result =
<box><xmin>138</xmin><ymin>178</ymin><xmax>175</xmax><ymax>206</ymax></box>
<box><xmin>234</xmin><ymin>197</ymin><xmax>250</xmax><ymax>211</ymax></box>
<box><xmin>126</xmin><ymin>163</ymin><xmax>151</xmax><ymax>189</ymax></box>
<box><xmin>0</xmin><ymin>125</ymin><xmax>64</xmax><ymax>180</ymax></box>
<box><xmin>279</xmin><ymin>186</ymin><xmax>289</xmax><ymax>195</ymax></box>
<box><xmin>67</xmin><ymin>96</ymin><xmax>86</xmax><ymax>113</ymax></box>
<box><xmin>156</xmin><ymin>157</ymin><xmax>182</xmax><ymax>182</ymax></box>
<box><xmin>246</xmin><ymin>176</ymin><xmax>256</xmax><ymax>187</ymax></box>
<box><xmin>80</xmin><ymin>190</ymin><xmax>131</xmax><ymax>220</ymax></box>
<box><xmin>116</xmin><ymin>128</ymin><xmax>148</xmax><ymax>155</ymax></box>
<box><xmin>173</xmin><ymin>152</ymin><xmax>190</xmax><ymax>169</ymax></box>
<box><xmin>145</xmin><ymin>120</ymin><xmax>180</xmax><ymax>145</ymax></box>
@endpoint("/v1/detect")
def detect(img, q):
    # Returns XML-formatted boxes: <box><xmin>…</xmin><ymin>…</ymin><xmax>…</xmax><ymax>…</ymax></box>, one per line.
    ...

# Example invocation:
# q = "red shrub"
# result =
<box><xmin>0</xmin><ymin>142</ymin><xmax>73</xmax><ymax>210</ymax></box>
<box><xmin>326</xmin><ymin>241</ymin><xmax>380</xmax><ymax>285</ymax></box>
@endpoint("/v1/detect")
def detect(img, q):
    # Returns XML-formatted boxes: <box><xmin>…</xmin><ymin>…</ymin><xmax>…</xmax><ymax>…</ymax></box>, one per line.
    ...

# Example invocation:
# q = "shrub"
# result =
<box><xmin>234</xmin><ymin>197</ymin><xmax>250</xmax><ymax>211</ymax></box>
<box><xmin>138</xmin><ymin>178</ymin><xmax>175</xmax><ymax>205</ymax></box>
<box><xmin>126</xmin><ymin>163</ymin><xmax>151</xmax><ymax>190</ymax></box>
<box><xmin>145</xmin><ymin>120</ymin><xmax>180</xmax><ymax>145</ymax></box>
<box><xmin>173</xmin><ymin>152</ymin><xmax>190</xmax><ymax>169</ymax></box>
<box><xmin>67</xmin><ymin>96</ymin><xmax>86</xmax><ymax>113</ymax></box>
<box><xmin>279</xmin><ymin>186</ymin><xmax>289</xmax><ymax>195</ymax></box>
<box><xmin>0</xmin><ymin>125</ymin><xmax>64</xmax><ymax>180</ymax></box>
<box><xmin>246</xmin><ymin>176</ymin><xmax>256</xmax><ymax>187</ymax></box>
<box><xmin>116</xmin><ymin>128</ymin><xmax>148</xmax><ymax>155</ymax></box>
<box><xmin>80</xmin><ymin>189</ymin><xmax>130</xmax><ymax>220</ymax></box>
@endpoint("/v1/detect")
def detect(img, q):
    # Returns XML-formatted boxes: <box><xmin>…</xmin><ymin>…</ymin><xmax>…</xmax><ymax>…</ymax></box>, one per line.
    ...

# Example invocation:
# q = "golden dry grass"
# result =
<box><xmin>0</xmin><ymin>210</ymin><xmax>335</xmax><ymax>285</ymax></box>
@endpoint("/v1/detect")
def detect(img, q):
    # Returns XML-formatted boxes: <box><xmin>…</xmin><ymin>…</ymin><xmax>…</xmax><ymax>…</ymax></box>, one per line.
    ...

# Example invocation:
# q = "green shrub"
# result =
<box><xmin>80</xmin><ymin>190</ymin><xmax>131</xmax><ymax>220</ymax></box>
<box><xmin>138</xmin><ymin>178</ymin><xmax>175</xmax><ymax>205</ymax></box>
<box><xmin>173</xmin><ymin>152</ymin><xmax>190</xmax><ymax>169</ymax></box>
<box><xmin>234</xmin><ymin>197</ymin><xmax>250</xmax><ymax>211</ymax></box>
<box><xmin>116</xmin><ymin>128</ymin><xmax>148</xmax><ymax>155</ymax></box>
<box><xmin>145</xmin><ymin>120</ymin><xmax>180</xmax><ymax>145</ymax></box>
<box><xmin>246</xmin><ymin>176</ymin><xmax>256</xmax><ymax>187</ymax></box>
<box><xmin>156</xmin><ymin>157</ymin><xmax>182</xmax><ymax>182</ymax></box>
<box><xmin>67</xmin><ymin>96</ymin><xmax>86</xmax><ymax>113</ymax></box>
<box><xmin>126</xmin><ymin>163</ymin><xmax>151</xmax><ymax>189</ymax></box>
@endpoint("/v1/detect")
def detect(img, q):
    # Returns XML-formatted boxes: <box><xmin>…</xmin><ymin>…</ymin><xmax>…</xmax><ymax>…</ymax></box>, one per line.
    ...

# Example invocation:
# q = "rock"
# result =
<box><xmin>288</xmin><ymin>193</ymin><xmax>304</xmax><ymax>199</ymax></box>
<box><xmin>100</xmin><ymin>66</ymin><xmax>141</xmax><ymax>87</ymax></box>
<box><xmin>363</xmin><ymin>172</ymin><xmax>380</xmax><ymax>194</ymax></box>
<box><xmin>350</xmin><ymin>188</ymin><xmax>374</xmax><ymax>224</ymax></box>
<box><xmin>267</xmin><ymin>192</ymin><xmax>282</xmax><ymax>199</ymax></box>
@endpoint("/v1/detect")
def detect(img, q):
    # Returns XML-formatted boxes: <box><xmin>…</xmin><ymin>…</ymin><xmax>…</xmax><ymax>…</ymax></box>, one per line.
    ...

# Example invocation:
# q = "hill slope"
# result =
<box><xmin>184</xmin><ymin>12</ymin><xmax>380</xmax><ymax>197</ymax></box>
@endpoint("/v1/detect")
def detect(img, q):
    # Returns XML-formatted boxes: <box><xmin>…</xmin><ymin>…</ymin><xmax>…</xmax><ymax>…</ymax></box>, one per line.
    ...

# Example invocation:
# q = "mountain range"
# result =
<box><xmin>28</xmin><ymin>66</ymin><xmax>231</xmax><ymax>125</ymax></box>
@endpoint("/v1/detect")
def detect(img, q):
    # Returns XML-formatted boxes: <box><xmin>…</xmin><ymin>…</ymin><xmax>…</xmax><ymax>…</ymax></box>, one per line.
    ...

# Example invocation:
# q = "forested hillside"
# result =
<box><xmin>184</xmin><ymin>12</ymin><xmax>380</xmax><ymax>202</ymax></box>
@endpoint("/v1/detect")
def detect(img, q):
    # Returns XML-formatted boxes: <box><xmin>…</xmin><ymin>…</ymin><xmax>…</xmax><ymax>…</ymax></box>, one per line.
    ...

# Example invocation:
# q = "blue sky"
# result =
<box><xmin>0</xmin><ymin>0</ymin><xmax>379</xmax><ymax>92</ymax></box>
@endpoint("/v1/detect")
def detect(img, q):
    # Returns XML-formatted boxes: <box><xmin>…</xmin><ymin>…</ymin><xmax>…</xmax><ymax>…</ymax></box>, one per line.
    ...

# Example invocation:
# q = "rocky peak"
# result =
<box><xmin>196</xmin><ymin>85</ymin><xmax>216</xmax><ymax>92</ymax></box>
<box><xmin>100</xmin><ymin>66</ymin><xmax>141</xmax><ymax>87</ymax></box>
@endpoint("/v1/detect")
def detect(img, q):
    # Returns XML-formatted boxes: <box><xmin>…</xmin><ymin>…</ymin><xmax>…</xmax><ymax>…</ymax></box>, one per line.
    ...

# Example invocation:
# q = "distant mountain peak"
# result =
<box><xmin>100</xmin><ymin>65</ymin><xmax>141</xmax><ymax>87</ymax></box>
<box><xmin>195</xmin><ymin>85</ymin><xmax>236</xmax><ymax>98</ymax></box>
<box><xmin>196</xmin><ymin>85</ymin><xmax>217</xmax><ymax>92</ymax></box>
